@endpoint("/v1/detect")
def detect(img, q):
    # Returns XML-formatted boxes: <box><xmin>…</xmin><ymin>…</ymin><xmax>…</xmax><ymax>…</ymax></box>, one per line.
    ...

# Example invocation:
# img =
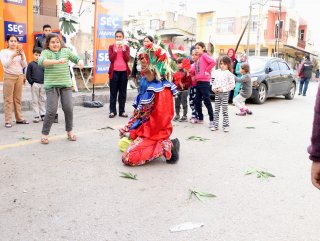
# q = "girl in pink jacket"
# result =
<box><xmin>194</xmin><ymin>42</ymin><xmax>216</xmax><ymax>128</ymax></box>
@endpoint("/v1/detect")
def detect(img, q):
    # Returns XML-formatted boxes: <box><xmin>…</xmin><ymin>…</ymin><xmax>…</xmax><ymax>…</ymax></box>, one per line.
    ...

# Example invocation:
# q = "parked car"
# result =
<box><xmin>210</xmin><ymin>56</ymin><xmax>297</xmax><ymax>104</ymax></box>
<box><xmin>248</xmin><ymin>56</ymin><xmax>297</xmax><ymax>104</ymax></box>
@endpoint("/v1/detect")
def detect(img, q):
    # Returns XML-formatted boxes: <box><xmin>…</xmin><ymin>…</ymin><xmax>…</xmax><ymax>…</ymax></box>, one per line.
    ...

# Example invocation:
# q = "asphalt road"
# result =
<box><xmin>0</xmin><ymin>82</ymin><xmax>319</xmax><ymax>241</ymax></box>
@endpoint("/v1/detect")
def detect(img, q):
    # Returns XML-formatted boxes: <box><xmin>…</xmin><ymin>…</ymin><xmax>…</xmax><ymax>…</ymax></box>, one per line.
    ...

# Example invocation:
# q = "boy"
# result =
<box><xmin>26</xmin><ymin>47</ymin><xmax>46</xmax><ymax>123</ymax></box>
<box><xmin>173</xmin><ymin>57</ymin><xmax>192</xmax><ymax>122</ymax></box>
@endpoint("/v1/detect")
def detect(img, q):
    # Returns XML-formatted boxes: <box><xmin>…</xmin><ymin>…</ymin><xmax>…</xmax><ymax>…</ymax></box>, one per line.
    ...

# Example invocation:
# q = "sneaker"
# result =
<box><xmin>190</xmin><ymin>117</ymin><xmax>197</xmax><ymax>124</ymax></box>
<box><xmin>223</xmin><ymin>127</ymin><xmax>230</xmax><ymax>132</ymax></box>
<box><xmin>179</xmin><ymin>116</ymin><xmax>188</xmax><ymax>122</ymax></box>
<box><xmin>195</xmin><ymin>119</ymin><xmax>204</xmax><ymax>124</ymax></box>
<box><xmin>236</xmin><ymin>111</ymin><xmax>246</xmax><ymax>116</ymax></box>
<box><xmin>210</xmin><ymin>126</ymin><xmax>218</xmax><ymax>131</ymax></box>
<box><xmin>54</xmin><ymin>113</ymin><xmax>59</xmax><ymax>123</ymax></box>
<box><xmin>33</xmin><ymin>117</ymin><xmax>40</xmax><ymax>123</ymax></box>
<box><xmin>208</xmin><ymin>121</ymin><xmax>214</xmax><ymax>128</ymax></box>
<box><xmin>298</xmin><ymin>93</ymin><xmax>301</xmax><ymax>95</ymax></box>
<box><xmin>167</xmin><ymin>138</ymin><xmax>180</xmax><ymax>164</ymax></box>
<box><xmin>173</xmin><ymin>115</ymin><xmax>180</xmax><ymax>121</ymax></box>
<box><xmin>246</xmin><ymin>109</ymin><xmax>253</xmax><ymax>115</ymax></box>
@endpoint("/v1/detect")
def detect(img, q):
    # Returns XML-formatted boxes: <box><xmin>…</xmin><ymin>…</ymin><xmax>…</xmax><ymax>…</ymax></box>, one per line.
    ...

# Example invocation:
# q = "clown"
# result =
<box><xmin>118</xmin><ymin>44</ymin><xmax>180</xmax><ymax>166</ymax></box>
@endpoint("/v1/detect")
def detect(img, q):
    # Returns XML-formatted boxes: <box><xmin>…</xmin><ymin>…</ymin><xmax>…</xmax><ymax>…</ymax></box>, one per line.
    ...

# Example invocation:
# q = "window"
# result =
<box><xmin>289</xmin><ymin>19</ymin><xmax>296</xmax><ymax>37</ymax></box>
<box><xmin>217</xmin><ymin>18</ymin><xmax>235</xmax><ymax>33</ymax></box>
<box><xmin>241</xmin><ymin>15</ymin><xmax>258</xmax><ymax>32</ymax></box>
<box><xmin>299</xmin><ymin>29</ymin><xmax>305</xmax><ymax>40</ymax></box>
<box><xmin>279</xmin><ymin>62</ymin><xmax>290</xmax><ymax>71</ymax></box>
<box><xmin>269</xmin><ymin>61</ymin><xmax>280</xmax><ymax>71</ymax></box>
<box><xmin>150</xmin><ymin>19</ymin><xmax>160</xmax><ymax>30</ymax></box>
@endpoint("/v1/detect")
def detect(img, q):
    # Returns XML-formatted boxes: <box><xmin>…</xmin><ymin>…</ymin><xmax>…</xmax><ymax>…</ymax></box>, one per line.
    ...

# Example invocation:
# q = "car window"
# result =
<box><xmin>279</xmin><ymin>62</ymin><xmax>290</xmax><ymax>71</ymax></box>
<box><xmin>248</xmin><ymin>58</ymin><xmax>266</xmax><ymax>73</ymax></box>
<box><xmin>269</xmin><ymin>61</ymin><xmax>280</xmax><ymax>72</ymax></box>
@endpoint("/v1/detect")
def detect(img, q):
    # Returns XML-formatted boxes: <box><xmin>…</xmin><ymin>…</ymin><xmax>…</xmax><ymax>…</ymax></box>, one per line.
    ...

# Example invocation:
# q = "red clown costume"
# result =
<box><xmin>119</xmin><ymin>44</ymin><xmax>179</xmax><ymax>166</ymax></box>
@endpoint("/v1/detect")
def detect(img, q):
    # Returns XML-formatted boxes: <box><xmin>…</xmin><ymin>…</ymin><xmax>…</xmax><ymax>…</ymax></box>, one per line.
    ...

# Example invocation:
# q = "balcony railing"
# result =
<box><xmin>297</xmin><ymin>39</ymin><xmax>306</xmax><ymax>49</ymax></box>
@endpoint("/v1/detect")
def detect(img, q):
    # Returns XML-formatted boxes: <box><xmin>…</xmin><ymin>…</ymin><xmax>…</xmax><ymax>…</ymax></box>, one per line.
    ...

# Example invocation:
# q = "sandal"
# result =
<box><xmin>5</xmin><ymin>123</ymin><xmax>12</xmax><ymax>128</ymax></box>
<box><xmin>119</xmin><ymin>113</ymin><xmax>128</xmax><ymax>118</ymax></box>
<box><xmin>16</xmin><ymin>120</ymin><xmax>29</xmax><ymax>124</ymax></box>
<box><xmin>109</xmin><ymin>113</ymin><xmax>116</xmax><ymax>118</ymax></box>
<box><xmin>67</xmin><ymin>134</ymin><xmax>77</xmax><ymax>141</ymax></box>
<box><xmin>40</xmin><ymin>137</ymin><xmax>49</xmax><ymax>144</ymax></box>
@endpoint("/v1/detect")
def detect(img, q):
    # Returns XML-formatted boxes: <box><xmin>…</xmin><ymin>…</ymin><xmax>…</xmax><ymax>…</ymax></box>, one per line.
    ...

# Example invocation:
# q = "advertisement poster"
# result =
<box><xmin>93</xmin><ymin>0</ymin><xmax>124</xmax><ymax>84</ymax></box>
<box><xmin>1</xmin><ymin>0</ymin><xmax>33</xmax><ymax>81</ymax></box>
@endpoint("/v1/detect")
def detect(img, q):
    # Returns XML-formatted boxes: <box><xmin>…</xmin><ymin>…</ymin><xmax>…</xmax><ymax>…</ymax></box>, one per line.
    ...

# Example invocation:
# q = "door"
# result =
<box><xmin>278</xmin><ymin>61</ymin><xmax>294</xmax><ymax>94</ymax></box>
<box><xmin>266</xmin><ymin>61</ymin><xmax>281</xmax><ymax>96</ymax></box>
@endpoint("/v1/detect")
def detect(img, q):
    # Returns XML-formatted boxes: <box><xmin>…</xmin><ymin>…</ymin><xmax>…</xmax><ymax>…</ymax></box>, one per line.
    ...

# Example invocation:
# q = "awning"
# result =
<box><xmin>284</xmin><ymin>44</ymin><xmax>318</xmax><ymax>57</ymax></box>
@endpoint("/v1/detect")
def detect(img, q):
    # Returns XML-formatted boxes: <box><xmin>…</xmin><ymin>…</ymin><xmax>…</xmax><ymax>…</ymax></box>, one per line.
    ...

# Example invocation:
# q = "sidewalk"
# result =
<box><xmin>0</xmin><ymin>83</ymin><xmax>138</xmax><ymax>113</ymax></box>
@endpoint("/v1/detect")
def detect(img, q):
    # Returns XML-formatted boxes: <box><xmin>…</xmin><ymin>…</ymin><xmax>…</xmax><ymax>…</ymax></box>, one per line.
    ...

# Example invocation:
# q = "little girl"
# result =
<box><xmin>189</xmin><ymin>49</ymin><xmax>199</xmax><ymax>123</ymax></box>
<box><xmin>194</xmin><ymin>42</ymin><xmax>216</xmax><ymax>127</ymax></box>
<box><xmin>38</xmin><ymin>34</ymin><xmax>84</xmax><ymax>144</ymax></box>
<box><xmin>233</xmin><ymin>63</ymin><xmax>252</xmax><ymax>116</ymax></box>
<box><xmin>0</xmin><ymin>35</ymin><xmax>28</xmax><ymax>128</ymax></box>
<box><xmin>211</xmin><ymin>56</ymin><xmax>235</xmax><ymax>132</ymax></box>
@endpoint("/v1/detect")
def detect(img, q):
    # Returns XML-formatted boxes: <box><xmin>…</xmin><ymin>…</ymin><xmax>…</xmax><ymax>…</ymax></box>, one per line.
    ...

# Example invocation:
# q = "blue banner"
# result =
<box><xmin>97</xmin><ymin>14</ymin><xmax>122</xmax><ymax>39</ymax></box>
<box><xmin>4</xmin><ymin>0</ymin><xmax>26</xmax><ymax>6</ymax></box>
<box><xmin>4</xmin><ymin>21</ymin><xmax>27</xmax><ymax>43</ymax></box>
<box><xmin>96</xmin><ymin>50</ymin><xmax>110</xmax><ymax>74</ymax></box>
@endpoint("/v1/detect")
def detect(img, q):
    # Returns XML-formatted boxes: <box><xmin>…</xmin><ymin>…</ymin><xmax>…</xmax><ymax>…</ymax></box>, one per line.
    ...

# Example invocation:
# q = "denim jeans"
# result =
<box><xmin>299</xmin><ymin>77</ymin><xmax>310</xmax><ymax>95</ymax></box>
<box><xmin>195</xmin><ymin>81</ymin><xmax>214</xmax><ymax>121</ymax></box>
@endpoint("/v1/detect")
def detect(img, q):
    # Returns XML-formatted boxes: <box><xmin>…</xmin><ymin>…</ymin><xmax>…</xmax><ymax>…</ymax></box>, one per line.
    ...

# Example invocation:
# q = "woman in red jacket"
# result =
<box><xmin>119</xmin><ymin>44</ymin><xmax>179</xmax><ymax>166</ymax></box>
<box><xmin>108</xmin><ymin>30</ymin><xmax>131</xmax><ymax>118</ymax></box>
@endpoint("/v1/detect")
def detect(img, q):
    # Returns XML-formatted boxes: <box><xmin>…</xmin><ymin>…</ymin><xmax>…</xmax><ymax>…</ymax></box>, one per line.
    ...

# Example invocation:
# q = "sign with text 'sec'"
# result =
<box><xmin>93</xmin><ymin>0</ymin><xmax>124</xmax><ymax>84</ymax></box>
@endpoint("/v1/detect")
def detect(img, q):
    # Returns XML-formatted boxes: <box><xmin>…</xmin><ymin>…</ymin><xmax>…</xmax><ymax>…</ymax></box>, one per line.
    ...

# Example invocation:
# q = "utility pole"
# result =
<box><xmin>246</xmin><ymin>0</ymin><xmax>253</xmax><ymax>57</ymax></box>
<box><xmin>273</xmin><ymin>0</ymin><xmax>282</xmax><ymax>57</ymax></box>
<box><xmin>255</xmin><ymin>0</ymin><xmax>264</xmax><ymax>56</ymax></box>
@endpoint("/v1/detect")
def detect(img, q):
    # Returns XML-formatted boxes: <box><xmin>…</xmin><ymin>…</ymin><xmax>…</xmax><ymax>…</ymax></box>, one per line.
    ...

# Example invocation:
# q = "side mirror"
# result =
<box><xmin>266</xmin><ymin>67</ymin><xmax>272</xmax><ymax>73</ymax></box>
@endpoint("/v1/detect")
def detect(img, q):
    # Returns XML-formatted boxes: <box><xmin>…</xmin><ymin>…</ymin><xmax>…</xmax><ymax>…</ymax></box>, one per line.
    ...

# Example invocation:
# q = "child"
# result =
<box><xmin>189</xmin><ymin>49</ymin><xmax>199</xmax><ymax>123</ymax></box>
<box><xmin>234</xmin><ymin>53</ymin><xmax>247</xmax><ymax>99</ymax></box>
<box><xmin>173</xmin><ymin>57</ymin><xmax>192</xmax><ymax>122</ymax></box>
<box><xmin>0</xmin><ymin>35</ymin><xmax>28</xmax><ymax>128</ymax></box>
<box><xmin>211</xmin><ymin>56</ymin><xmax>235</xmax><ymax>132</ymax></box>
<box><xmin>119</xmin><ymin>44</ymin><xmax>179</xmax><ymax>166</ymax></box>
<box><xmin>233</xmin><ymin>63</ymin><xmax>252</xmax><ymax>116</ymax></box>
<box><xmin>38</xmin><ymin>34</ymin><xmax>84</xmax><ymax>144</ymax></box>
<box><xmin>194</xmin><ymin>42</ymin><xmax>216</xmax><ymax>127</ymax></box>
<box><xmin>26</xmin><ymin>47</ymin><xmax>46</xmax><ymax>123</ymax></box>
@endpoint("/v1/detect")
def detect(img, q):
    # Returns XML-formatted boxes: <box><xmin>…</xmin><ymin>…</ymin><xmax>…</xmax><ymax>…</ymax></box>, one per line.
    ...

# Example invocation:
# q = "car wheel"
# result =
<box><xmin>284</xmin><ymin>82</ymin><xmax>296</xmax><ymax>100</ymax></box>
<box><xmin>253</xmin><ymin>83</ymin><xmax>267</xmax><ymax>104</ymax></box>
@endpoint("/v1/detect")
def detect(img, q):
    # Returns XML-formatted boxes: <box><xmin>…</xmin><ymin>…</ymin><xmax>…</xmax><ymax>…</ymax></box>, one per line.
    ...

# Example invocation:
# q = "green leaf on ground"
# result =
<box><xmin>97</xmin><ymin>126</ymin><xmax>115</xmax><ymax>130</ymax></box>
<box><xmin>245</xmin><ymin>169</ymin><xmax>276</xmax><ymax>180</ymax></box>
<box><xmin>19</xmin><ymin>137</ymin><xmax>32</xmax><ymax>141</ymax></box>
<box><xmin>119</xmin><ymin>172</ymin><xmax>138</xmax><ymax>180</ymax></box>
<box><xmin>245</xmin><ymin>126</ymin><xmax>256</xmax><ymax>129</ymax></box>
<box><xmin>187</xmin><ymin>136</ymin><xmax>210</xmax><ymax>141</ymax></box>
<box><xmin>189</xmin><ymin>189</ymin><xmax>216</xmax><ymax>201</ymax></box>
<box><xmin>272</xmin><ymin>121</ymin><xmax>280</xmax><ymax>124</ymax></box>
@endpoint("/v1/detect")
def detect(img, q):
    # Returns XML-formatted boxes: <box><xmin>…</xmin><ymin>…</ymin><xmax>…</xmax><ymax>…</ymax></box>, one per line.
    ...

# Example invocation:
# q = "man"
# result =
<box><xmin>34</xmin><ymin>24</ymin><xmax>52</xmax><ymax>50</ymax></box>
<box><xmin>299</xmin><ymin>55</ymin><xmax>313</xmax><ymax>96</ymax></box>
<box><xmin>309</xmin><ymin>86</ymin><xmax>320</xmax><ymax>189</ymax></box>
<box><xmin>34</xmin><ymin>24</ymin><xmax>58</xmax><ymax>123</ymax></box>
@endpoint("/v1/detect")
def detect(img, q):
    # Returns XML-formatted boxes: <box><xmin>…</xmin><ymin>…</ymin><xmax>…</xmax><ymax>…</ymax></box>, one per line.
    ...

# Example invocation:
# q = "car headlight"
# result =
<box><xmin>251</xmin><ymin>77</ymin><xmax>258</xmax><ymax>87</ymax></box>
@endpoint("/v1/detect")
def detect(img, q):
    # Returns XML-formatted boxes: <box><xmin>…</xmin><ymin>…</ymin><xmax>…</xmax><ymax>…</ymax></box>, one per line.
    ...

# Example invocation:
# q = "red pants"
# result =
<box><xmin>122</xmin><ymin>137</ymin><xmax>172</xmax><ymax>166</ymax></box>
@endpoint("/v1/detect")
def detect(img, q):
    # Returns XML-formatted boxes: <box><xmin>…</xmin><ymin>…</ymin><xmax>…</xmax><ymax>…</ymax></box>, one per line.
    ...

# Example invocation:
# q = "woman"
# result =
<box><xmin>0</xmin><ymin>35</ymin><xmax>28</xmax><ymax>128</ymax></box>
<box><xmin>38</xmin><ymin>33</ymin><xmax>84</xmax><ymax>144</ymax></box>
<box><xmin>108</xmin><ymin>30</ymin><xmax>131</xmax><ymax>118</ymax></box>
<box><xmin>119</xmin><ymin>44</ymin><xmax>179</xmax><ymax>166</ymax></box>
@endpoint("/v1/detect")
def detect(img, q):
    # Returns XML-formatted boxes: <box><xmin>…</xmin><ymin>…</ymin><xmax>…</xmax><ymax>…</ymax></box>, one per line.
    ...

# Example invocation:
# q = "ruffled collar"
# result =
<box><xmin>133</xmin><ymin>77</ymin><xmax>177</xmax><ymax>110</ymax></box>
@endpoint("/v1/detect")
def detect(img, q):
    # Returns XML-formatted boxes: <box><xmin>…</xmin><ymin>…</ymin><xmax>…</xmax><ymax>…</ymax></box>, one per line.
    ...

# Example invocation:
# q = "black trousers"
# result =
<box><xmin>109</xmin><ymin>71</ymin><xmax>128</xmax><ymax>114</ymax></box>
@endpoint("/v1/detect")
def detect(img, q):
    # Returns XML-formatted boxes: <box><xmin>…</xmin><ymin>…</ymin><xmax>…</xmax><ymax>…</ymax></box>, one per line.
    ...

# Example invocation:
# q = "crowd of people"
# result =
<box><xmin>0</xmin><ymin>26</ymin><xmax>319</xmax><ymax>188</ymax></box>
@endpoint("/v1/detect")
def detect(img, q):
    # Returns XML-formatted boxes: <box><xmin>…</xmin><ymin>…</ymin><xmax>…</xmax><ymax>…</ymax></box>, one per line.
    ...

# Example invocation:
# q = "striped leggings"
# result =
<box><xmin>214</xmin><ymin>92</ymin><xmax>229</xmax><ymax>128</ymax></box>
